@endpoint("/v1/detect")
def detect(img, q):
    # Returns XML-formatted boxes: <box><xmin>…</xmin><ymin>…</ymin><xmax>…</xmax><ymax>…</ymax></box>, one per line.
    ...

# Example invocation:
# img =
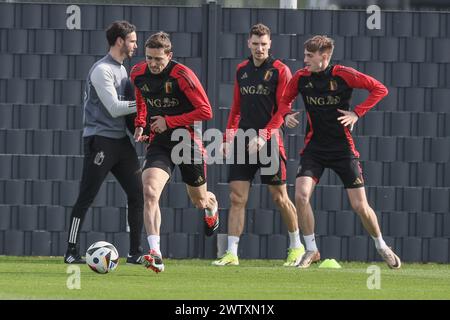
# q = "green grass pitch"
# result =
<box><xmin>0</xmin><ymin>256</ymin><xmax>449</xmax><ymax>300</ymax></box>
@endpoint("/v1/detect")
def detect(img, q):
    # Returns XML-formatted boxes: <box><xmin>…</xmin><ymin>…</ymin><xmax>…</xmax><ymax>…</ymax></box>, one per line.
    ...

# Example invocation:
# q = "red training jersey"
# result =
<box><xmin>130</xmin><ymin>60</ymin><xmax>212</xmax><ymax>145</ymax></box>
<box><xmin>279</xmin><ymin>64</ymin><xmax>388</xmax><ymax>158</ymax></box>
<box><xmin>224</xmin><ymin>55</ymin><xmax>293</xmax><ymax>143</ymax></box>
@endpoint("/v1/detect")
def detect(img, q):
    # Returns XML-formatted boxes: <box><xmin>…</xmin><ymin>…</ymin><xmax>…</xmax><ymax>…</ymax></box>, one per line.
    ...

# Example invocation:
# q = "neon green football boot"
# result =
<box><xmin>283</xmin><ymin>245</ymin><xmax>305</xmax><ymax>267</ymax></box>
<box><xmin>212</xmin><ymin>251</ymin><xmax>239</xmax><ymax>266</ymax></box>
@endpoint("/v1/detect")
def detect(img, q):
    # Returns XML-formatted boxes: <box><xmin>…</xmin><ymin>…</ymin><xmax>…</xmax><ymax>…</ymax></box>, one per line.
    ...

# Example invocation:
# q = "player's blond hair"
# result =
<box><xmin>304</xmin><ymin>35</ymin><xmax>334</xmax><ymax>55</ymax></box>
<box><xmin>145</xmin><ymin>32</ymin><xmax>172</xmax><ymax>54</ymax></box>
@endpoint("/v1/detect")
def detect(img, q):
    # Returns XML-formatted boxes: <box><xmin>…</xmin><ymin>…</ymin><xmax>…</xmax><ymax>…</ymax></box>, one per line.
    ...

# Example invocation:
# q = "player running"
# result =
<box><xmin>131</xmin><ymin>32</ymin><xmax>219</xmax><ymax>273</ymax></box>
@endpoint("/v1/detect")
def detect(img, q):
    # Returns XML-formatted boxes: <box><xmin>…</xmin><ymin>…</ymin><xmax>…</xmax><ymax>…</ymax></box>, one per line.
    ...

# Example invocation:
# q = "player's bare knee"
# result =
<box><xmin>295</xmin><ymin>191</ymin><xmax>310</xmax><ymax>208</ymax></box>
<box><xmin>230</xmin><ymin>192</ymin><xmax>247</xmax><ymax>209</ymax></box>
<box><xmin>271</xmin><ymin>193</ymin><xmax>287</xmax><ymax>208</ymax></box>
<box><xmin>352</xmin><ymin>202</ymin><xmax>370</xmax><ymax>217</ymax></box>
<box><xmin>143</xmin><ymin>186</ymin><xmax>159</xmax><ymax>205</ymax></box>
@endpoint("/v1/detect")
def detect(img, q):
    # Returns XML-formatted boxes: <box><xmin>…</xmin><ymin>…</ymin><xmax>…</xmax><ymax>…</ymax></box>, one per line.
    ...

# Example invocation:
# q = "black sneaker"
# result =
<box><xmin>126</xmin><ymin>253</ymin><xmax>143</xmax><ymax>265</ymax></box>
<box><xmin>64</xmin><ymin>248</ymin><xmax>86</xmax><ymax>264</ymax></box>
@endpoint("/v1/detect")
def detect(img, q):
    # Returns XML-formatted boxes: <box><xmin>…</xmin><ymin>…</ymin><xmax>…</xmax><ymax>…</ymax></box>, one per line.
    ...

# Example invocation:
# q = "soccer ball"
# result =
<box><xmin>86</xmin><ymin>241</ymin><xmax>119</xmax><ymax>274</ymax></box>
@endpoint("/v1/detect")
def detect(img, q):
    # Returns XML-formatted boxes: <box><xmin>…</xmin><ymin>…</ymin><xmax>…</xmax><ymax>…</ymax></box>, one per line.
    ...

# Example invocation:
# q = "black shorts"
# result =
<box><xmin>143</xmin><ymin>143</ymin><xmax>206</xmax><ymax>187</ymax></box>
<box><xmin>228</xmin><ymin>137</ymin><xmax>287</xmax><ymax>185</ymax></box>
<box><xmin>296</xmin><ymin>153</ymin><xmax>364</xmax><ymax>189</ymax></box>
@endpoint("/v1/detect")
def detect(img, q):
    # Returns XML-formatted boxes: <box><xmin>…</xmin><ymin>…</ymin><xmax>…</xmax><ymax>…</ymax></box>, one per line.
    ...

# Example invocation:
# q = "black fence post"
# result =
<box><xmin>202</xmin><ymin>2</ymin><xmax>221</xmax><ymax>194</ymax></box>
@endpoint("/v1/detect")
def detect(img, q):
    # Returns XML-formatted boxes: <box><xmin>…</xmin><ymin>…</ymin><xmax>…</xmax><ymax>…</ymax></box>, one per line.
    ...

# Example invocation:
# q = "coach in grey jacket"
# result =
<box><xmin>64</xmin><ymin>21</ymin><xmax>144</xmax><ymax>265</ymax></box>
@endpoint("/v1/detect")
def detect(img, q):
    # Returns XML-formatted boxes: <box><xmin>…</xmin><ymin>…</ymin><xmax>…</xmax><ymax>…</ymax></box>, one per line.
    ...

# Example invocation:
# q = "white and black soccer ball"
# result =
<box><xmin>86</xmin><ymin>241</ymin><xmax>119</xmax><ymax>274</ymax></box>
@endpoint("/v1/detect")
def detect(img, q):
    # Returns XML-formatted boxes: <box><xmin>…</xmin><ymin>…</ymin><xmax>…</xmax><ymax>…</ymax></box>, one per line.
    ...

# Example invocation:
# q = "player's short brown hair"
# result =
<box><xmin>249</xmin><ymin>23</ymin><xmax>271</xmax><ymax>38</ymax></box>
<box><xmin>145</xmin><ymin>32</ymin><xmax>172</xmax><ymax>53</ymax></box>
<box><xmin>106</xmin><ymin>20</ymin><xmax>136</xmax><ymax>47</ymax></box>
<box><xmin>304</xmin><ymin>35</ymin><xmax>334</xmax><ymax>55</ymax></box>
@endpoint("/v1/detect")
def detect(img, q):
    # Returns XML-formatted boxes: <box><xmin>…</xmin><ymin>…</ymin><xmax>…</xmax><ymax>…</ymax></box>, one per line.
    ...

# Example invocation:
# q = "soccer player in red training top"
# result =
<box><xmin>212</xmin><ymin>23</ymin><xmax>305</xmax><ymax>267</ymax></box>
<box><xmin>276</xmin><ymin>35</ymin><xmax>401</xmax><ymax>269</ymax></box>
<box><xmin>131</xmin><ymin>32</ymin><xmax>219</xmax><ymax>273</ymax></box>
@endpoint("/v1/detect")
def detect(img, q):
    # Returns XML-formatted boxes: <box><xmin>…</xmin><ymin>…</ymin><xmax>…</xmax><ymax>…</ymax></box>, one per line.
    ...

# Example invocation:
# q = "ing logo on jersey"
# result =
<box><xmin>305</xmin><ymin>95</ymin><xmax>341</xmax><ymax>106</ymax></box>
<box><xmin>240</xmin><ymin>84</ymin><xmax>270</xmax><ymax>95</ymax></box>
<box><xmin>264</xmin><ymin>69</ymin><xmax>274</xmax><ymax>81</ymax></box>
<box><xmin>147</xmin><ymin>97</ymin><xmax>180</xmax><ymax>108</ymax></box>
<box><xmin>165</xmin><ymin>81</ymin><xmax>173</xmax><ymax>94</ymax></box>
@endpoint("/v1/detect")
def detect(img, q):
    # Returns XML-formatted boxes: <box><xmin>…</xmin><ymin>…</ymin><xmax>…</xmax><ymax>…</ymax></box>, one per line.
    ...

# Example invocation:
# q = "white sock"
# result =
<box><xmin>288</xmin><ymin>230</ymin><xmax>302</xmax><ymax>249</ymax></box>
<box><xmin>303</xmin><ymin>234</ymin><xmax>318</xmax><ymax>252</ymax></box>
<box><xmin>147</xmin><ymin>235</ymin><xmax>161</xmax><ymax>255</ymax></box>
<box><xmin>372</xmin><ymin>235</ymin><xmax>388</xmax><ymax>250</ymax></box>
<box><xmin>227</xmin><ymin>236</ymin><xmax>239</xmax><ymax>256</ymax></box>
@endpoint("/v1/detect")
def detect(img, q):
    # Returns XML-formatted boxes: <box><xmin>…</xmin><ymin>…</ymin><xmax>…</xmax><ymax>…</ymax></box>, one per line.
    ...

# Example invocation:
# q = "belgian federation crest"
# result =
<box><xmin>165</xmin><ymin>81</ymin><xmax>173</xmax><ymax>94</ymax></box>
<box><xmin>93</xmin><ymin>151</ymin><xmax>105</xmax><ymax>166</ymax></box>
<box><xmin>329</xmin><ymin>80</ymin><xmax>338</xmax><ymax>91</ymax></box>
<box><xmin>263</xmin><ymin>69</ymin><xmax>274</xmax><ymax>81</ymax></box>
